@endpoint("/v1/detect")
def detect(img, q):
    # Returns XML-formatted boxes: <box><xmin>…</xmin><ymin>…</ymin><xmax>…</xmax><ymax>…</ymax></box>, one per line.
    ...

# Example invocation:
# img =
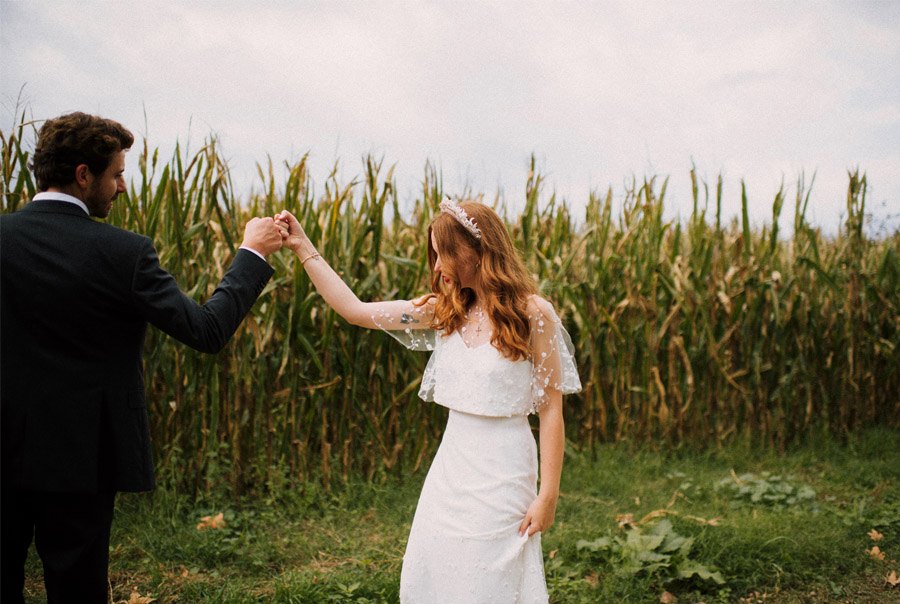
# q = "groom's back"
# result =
<box><xmin>0</xmin><ymin>202</ymin><xmax>154</xmax><ymax>492</ymax></box>
<box><xmin>1</xmin><ymin>202</ymin><xmax>149</xmax><ymax>380</ymax></box>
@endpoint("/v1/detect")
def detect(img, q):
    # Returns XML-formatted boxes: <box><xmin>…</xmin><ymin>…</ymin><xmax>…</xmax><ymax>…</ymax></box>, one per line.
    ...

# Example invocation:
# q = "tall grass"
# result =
<box><xmin>2</xmin><ymin>116</ymin><xmax>897</xmax><ymax>495</ymax></box>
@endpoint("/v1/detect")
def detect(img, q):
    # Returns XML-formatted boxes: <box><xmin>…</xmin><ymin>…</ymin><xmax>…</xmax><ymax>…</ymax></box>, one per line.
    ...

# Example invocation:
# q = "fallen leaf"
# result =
<box><xmin>124</xmin><ymin>590</ymin><xmax>156</xmax><ymax>604</ymax></box>
<box><xmin>886</xmin><ymin>570</ymin><xmax>899</xmax><ymax>587</ymax></box>
<box><xmin>196</xmin><ymin>512</ymin><xmax>226</xmax><ymax>531</ymax></box>
<box><xmin>868</xmin><ymin>529</ymin><xmax>884</xmax><ymax>541</ymax></box>
<box><xmin>180</xmin><ymin>567</ymin><xmax>189</xmax><ymax>577</ymax></box>
<box><xmin>616</xmin><ymin>513</ymin><xmax>634</xmax><ymax>528</ymax></box>
<box><xmin>868</xmin><ymin>546</ymin><xmax>885</xmax><ymax>561</ymax></box>
<box><xmin>549</xmin><ymin>549</ymin><xmax>557</xmax><ymax>559</ymax></box>
<box><xmin>633</xmin><ymin>496</ymin><xmax>641</xmax><ymax>505</ymax></box>
<box><xmin>585</xmin><ymin>571</ymin><xmax>599</xmax><ymax>586</ymax></box>
<box><xmin>660</xmin><ymin>590</ymin><xmax>677</xmax><ymax>603</ymax></box>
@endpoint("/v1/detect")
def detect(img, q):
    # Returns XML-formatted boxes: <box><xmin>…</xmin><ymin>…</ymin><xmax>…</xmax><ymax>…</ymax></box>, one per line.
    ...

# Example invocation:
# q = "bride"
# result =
<box><xmin>276</xmin><ymin>199</ymin><xmax>580</xmax><ymax>602</ymax></box>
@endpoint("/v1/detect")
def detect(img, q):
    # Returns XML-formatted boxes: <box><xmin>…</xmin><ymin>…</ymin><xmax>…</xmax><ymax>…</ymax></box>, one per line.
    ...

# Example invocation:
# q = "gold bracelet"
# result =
<box><xmin>299</xmin><ymin>251</ymin><xmax>321</xmax><ymax>264</ymax></box>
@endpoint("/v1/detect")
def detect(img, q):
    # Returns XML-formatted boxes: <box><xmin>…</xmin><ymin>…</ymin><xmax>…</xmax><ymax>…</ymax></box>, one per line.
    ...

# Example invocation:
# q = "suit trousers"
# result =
<box><xmin>1</xmin><ymin>487</ymin><xmax>116</xmax><ymax>604</ymax></box>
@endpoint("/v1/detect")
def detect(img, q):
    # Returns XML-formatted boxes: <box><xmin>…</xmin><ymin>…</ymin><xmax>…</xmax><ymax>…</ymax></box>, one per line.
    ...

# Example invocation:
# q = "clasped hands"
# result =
<box><xmin>239</xmin><ymin>211</ymin><xmax>306</xmax><ymax>258</ymax></box>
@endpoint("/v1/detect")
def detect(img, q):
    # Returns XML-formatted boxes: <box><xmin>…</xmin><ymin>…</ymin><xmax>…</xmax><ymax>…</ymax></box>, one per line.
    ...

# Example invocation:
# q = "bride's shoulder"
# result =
<box><xmin>525</xmin><ymin>294</ymin><xmax>556</xmax><ymax>319</ymax></box>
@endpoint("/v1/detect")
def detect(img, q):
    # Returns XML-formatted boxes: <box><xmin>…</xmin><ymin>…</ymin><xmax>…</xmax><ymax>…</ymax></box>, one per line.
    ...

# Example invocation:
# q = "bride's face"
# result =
<box><xmin>432</xmin><ymin>232</ymin><xmax>478</xmax><ymax>291</ymax></box>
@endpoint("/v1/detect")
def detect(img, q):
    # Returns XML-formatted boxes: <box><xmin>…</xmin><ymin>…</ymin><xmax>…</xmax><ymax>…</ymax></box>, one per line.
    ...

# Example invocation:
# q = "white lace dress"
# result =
<box><xmin>376</xmin><ymin>297</ymin><xmax>581</xmax><ymax>603</ymax></box>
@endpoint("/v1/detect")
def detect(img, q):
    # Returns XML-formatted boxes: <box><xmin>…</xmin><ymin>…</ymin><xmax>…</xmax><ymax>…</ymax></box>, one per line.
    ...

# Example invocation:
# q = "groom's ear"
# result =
<box><xmin>74</xmin><ymin>164</ymin><xmax>92</xmax><ymax>189</ymax></box>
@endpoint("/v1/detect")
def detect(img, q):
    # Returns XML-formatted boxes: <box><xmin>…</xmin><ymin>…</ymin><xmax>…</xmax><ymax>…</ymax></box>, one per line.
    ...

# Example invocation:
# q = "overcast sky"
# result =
<box><xmin>2</xmin><ymin>1</ymin><xmax>898</xmax><ymax>234</ymax></box>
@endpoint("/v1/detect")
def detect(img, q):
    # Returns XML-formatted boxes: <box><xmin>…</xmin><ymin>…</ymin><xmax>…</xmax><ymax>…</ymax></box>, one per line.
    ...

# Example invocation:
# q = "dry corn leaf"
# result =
<box><xmin>666</xmin><ymin>490</ymin><xmax>681</xmax><ymax>508</ymax></box>
<box><xmin>640</xmin><ymin>509</ymin><xmax>671</xmax><ymax>524</ymax></box>
<box><xmin>683</xmin><ymin>514</ymin><xmax>721</xmax><ymax>526</ymax></box>
<box><xmin>273</xmin><ymin>387</ymin><xmax>293</xmax><ymax>400</ymax></box>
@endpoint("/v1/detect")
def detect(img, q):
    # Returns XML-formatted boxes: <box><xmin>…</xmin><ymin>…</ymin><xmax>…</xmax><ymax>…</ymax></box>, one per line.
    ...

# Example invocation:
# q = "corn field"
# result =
<box><xmin>2</xmin><ymin>114</ymin><xmax>898</xmax><ymax>496</ymax></box>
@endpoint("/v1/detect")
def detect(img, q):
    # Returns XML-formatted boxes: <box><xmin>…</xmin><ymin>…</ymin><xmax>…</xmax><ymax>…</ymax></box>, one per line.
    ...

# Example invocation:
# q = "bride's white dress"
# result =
<box><xmin>378</xmin><ymin>297</ymin><xmax>581</xmax><ymax>603</ymax></box>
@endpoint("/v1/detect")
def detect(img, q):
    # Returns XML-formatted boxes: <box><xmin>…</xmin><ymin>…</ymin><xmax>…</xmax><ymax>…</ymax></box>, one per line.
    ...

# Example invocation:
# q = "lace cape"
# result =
<box><xmin>373</xmin><ymin>296</ymin><xmax>581</xmax><ymax>416</ymax></box>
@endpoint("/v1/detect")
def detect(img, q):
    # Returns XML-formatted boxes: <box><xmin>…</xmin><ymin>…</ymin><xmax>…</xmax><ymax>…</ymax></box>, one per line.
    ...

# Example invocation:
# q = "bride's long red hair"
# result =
<box><xmin>418</xmin><ymin>201</ymin><xmax>537</xmax><ymax>361</ymax></box>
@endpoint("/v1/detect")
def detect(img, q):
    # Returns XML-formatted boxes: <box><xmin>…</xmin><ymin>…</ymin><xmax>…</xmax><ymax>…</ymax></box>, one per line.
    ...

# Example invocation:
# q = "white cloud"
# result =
<box><xmin>2</xmin><ymin>0</ymin><xmax>897</xmax><ymax>234</ymax></box>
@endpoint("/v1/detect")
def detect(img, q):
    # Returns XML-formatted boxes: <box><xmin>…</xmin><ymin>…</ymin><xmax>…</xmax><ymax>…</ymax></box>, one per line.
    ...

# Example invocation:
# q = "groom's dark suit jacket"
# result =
<box><xmin>0</xmin><ymin>198</ymin><xmax>274</xmax><ymax>493</ymax></box>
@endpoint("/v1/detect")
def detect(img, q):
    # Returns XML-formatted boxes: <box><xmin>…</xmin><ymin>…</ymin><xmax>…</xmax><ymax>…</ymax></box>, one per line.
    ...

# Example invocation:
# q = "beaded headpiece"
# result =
<box><xmin>439</xmin><ymin>197</ymin><xmax>482</xmax><ymax>240</ymax></box>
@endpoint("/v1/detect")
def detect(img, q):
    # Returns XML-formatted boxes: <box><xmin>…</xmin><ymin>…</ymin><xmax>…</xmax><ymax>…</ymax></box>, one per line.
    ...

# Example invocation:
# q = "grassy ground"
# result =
<box><xmin>23</xmin><ymin>428</ymin><xmax>899</xmax><ymax>603</ymax></box>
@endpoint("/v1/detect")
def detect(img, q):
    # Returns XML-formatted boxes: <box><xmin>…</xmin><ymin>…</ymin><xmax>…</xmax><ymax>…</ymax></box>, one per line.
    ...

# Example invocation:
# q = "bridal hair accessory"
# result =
<box><xmin>439</xmin><ymin>196</ymin><xmax>482</xmax><ymax>239</ymax></box>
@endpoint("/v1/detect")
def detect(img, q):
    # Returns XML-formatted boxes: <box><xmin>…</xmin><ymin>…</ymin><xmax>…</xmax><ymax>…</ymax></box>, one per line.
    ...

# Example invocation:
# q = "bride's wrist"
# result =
<box><xmin>292</xmin><ymin>238</ymin><xmax>312</xmax><ymax>254</ymax></box>
<box><xmin>537</xmin><ymin>489</ymin><xmax>559</xmax><ymax>503</ymax></box>
<box><xmin>296</xmin><ymin>242</ymin><xmax>319</xmax><ymax>261</ymax></box>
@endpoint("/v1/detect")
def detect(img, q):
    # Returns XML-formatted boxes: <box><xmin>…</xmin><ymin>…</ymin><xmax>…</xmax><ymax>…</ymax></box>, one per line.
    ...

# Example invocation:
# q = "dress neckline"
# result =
<box><xmin>450</xmin><ymin>329</ymin><xmax>495</xmax><ymax>352</ymax></box>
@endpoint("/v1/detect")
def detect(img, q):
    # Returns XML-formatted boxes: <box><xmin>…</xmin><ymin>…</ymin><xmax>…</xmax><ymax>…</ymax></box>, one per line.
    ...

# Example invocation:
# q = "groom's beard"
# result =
<box><xmin>85</xmin><ymin>187</ymin><xmax>117</xmax><ymax>218</ymax></box>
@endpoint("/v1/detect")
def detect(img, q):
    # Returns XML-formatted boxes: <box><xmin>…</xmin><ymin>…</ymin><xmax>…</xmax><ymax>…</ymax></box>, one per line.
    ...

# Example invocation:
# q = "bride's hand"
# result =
<box><xmin>274</xmin><ymin>210</ymin><xmax>308</xmax><ymax>253</ymax></box>
<box><xmin>519</xmin><ymin>493</ymin><xmax>558</xmax><ymax>537</ymax></box>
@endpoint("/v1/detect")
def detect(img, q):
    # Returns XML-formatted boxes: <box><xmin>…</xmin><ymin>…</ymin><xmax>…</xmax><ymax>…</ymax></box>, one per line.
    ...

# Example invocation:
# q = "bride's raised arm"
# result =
<box><xmin>275</xmin><ymin>210</ymin><xmax>434</xmax><ymax>334</ymax></box>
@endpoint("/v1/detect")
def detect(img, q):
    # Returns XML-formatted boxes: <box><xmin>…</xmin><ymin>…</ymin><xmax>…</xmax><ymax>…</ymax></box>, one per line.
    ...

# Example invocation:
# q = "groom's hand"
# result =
<box><xmin>274</xmin><ymin>211</ymin><xmax>305</xmax><ymax>253</ymax></box>
<box><xmin>241</xmin><ymin>217</ymin><xmax>283</xmax><ymax>258</ymax></box>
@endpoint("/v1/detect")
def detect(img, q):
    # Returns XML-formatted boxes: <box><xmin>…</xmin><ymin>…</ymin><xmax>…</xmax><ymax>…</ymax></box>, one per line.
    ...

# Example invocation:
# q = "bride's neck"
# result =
<box><xmin>469</xmin><ymin>286</ymin><xmax>488</xmax><ymax>306</ymax></box>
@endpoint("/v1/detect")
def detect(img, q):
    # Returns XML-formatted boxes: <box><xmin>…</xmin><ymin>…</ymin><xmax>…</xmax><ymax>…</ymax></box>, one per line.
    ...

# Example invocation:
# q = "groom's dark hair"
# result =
<box><xmin>31</xmin><ymin>112</ymin><xmax>134</xmax><ymax>191</ymax></box>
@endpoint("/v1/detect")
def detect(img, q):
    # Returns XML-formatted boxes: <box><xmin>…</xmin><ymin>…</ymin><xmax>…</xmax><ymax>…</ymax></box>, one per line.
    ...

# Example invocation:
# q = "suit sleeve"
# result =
<box><xmin>131</xmin><ymin>239</ymin><xmax>275</xmax><ymax>353</ymax></box>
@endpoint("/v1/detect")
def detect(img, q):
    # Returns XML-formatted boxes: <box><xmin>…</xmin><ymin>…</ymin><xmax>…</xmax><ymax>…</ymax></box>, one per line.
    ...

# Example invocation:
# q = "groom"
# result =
<box><xmin>0</xmin><ymin>112</ymin><xmax>283</xmax><ymax>603</ymax></box>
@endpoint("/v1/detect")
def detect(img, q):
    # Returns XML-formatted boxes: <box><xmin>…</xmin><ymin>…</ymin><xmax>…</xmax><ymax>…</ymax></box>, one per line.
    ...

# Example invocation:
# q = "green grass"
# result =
<box><xmin>23</xmin><ymin>429</ymin><xmax>899</xmax><ymax>603</ymax></box>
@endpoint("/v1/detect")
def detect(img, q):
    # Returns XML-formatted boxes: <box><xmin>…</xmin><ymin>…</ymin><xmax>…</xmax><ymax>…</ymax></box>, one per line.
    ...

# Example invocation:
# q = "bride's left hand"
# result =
<box><xmin>519</xmin><ymin>493</ymin><xmax>558</xmax><ymax>537</ymax></box>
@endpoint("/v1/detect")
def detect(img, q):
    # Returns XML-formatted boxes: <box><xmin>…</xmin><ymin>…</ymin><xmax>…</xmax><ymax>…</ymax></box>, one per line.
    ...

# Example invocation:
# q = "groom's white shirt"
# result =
<box><xmin>32</xmin><ymin>191</ymin><xmax>267</xmax><ymax>261</ymax></box>
<box><xmin>34</xmin><ymin>191</ymin><xmax>89</xmax><ymax>215</ymax></box>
